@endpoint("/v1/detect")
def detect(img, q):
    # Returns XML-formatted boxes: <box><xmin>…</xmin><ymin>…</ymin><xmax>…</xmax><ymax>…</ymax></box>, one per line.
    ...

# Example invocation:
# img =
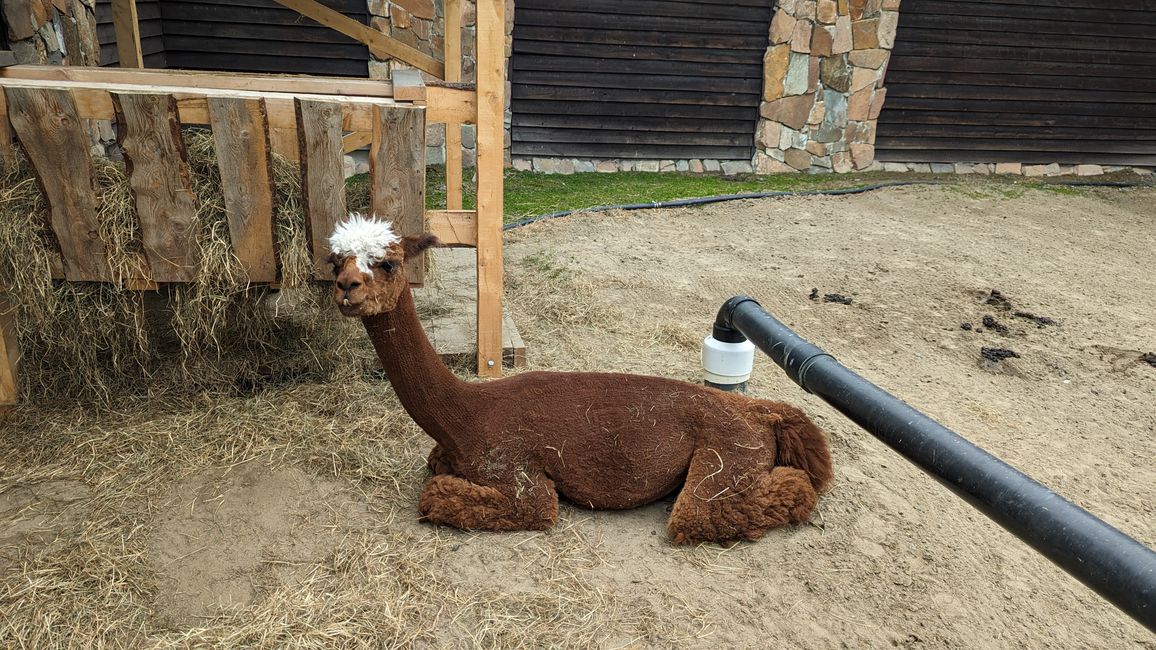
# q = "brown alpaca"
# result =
<box><xmin>328</xmin><ymin>214</ymin><xmax>833</xmax><ymax>544</ymax></box>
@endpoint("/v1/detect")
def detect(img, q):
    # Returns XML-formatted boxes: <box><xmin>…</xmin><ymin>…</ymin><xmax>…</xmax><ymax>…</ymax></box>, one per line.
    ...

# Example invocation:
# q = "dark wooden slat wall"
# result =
<box><xmin>96</xmin><ymin>0</ymin><xmax>371</xmax><ymax>77</ymax></box>
<box><xmin>96</xmin><ymin>0</ymin><xmax>167</xmax><ymax>68</ymax></box>
<box><xmin>876</xmin><ymin>0</ymin><xmax>1156</xmax><ymax>166</ymax></box>
<box><xmin>510</xmin><ymin>0</ymin><xmax>775</xmax><ymax>161</ymax></box>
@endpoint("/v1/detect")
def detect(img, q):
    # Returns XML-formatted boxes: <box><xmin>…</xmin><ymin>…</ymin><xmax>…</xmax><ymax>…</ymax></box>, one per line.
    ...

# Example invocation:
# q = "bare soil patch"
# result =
<box><xmin>0</xmin><ymin>183</ymin><xmax>1153</xmax><ymax>648</ymax></box>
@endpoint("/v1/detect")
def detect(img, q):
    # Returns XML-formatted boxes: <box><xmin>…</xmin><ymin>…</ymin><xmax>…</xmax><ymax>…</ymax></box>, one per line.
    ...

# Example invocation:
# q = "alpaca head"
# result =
<box><xmin>327</xmin><ymin>213</ymin><xmax>440</xmax><ymax>317</ymax></box>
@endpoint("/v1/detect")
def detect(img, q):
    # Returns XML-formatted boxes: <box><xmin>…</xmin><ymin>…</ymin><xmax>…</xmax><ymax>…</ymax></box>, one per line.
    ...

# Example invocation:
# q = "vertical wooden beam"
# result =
<box><xmin>475</xmin><ymin>0</ymin><xmax>505</xmax><ymax>377</ymax></box>
<box><xmin>0</xmin><ymin>88</ymin><xmax>13</xmax><ymax>164</ymax></box>
<box><xmin>111</xmin><ymin>0</ymin><xmax>144</xmax><ymax>68</ymax></box>
<box><xmin>0</xmin><ymin>294</ymin><xmax>18</xmax><ymax>409</ymax></box>
<box><xmin>269</xmin><ymin>127</ymin><xmax>299</xmax><ymax>162</ymax></box>
<box><xmin>112</xmin><ymin>92</ymin><xmax>199</xmax><ymax>283</ymax></box>
<box><xmin>295</xmin><ymin>98</ymin><xmax>346</xmax><ymax>280</ymax></box>
<box><xmin>370</xmin><ymin>105</ymin><xmax>426</xmax><ymax>285</ymax></box>
<box><xmin>444</xmin><ymin>0</ymin><xmax>464</xmax><ymax>210</ymax></box>
<box><xmin>207</xmin><ymin>97</ymin><xmax>279</xmax><ymax>284</ymax></box>
<box><xmin>6</xmin><ymin>87</ymin><xmax>112</xmax><ymax>282</ymax></box>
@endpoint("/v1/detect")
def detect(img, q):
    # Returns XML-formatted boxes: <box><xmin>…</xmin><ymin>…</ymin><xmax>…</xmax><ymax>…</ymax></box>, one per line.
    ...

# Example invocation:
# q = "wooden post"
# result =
<box><xmin>0</xmin><ymin>293</ymin><xmax>18</xmax><ymax>409</ymax></box>
<box><xmin>475</xmin><ymin>0</ymin><xmax>505</xmax><ymax>377</ymax></box>
<box><xmin>208</xmin><ymin>97</ymin><xmax>279</xmax><ymax>284</ymax></box>
<box><xmin>295</xmin><ymin>98</ymin><xmax>346</xmax><ymax>280</ymax></box>
<box><xmin>444</xmin><ymin>0</ymin><xmax>464</xmax><ymax>211</ymax></box>
<box><xmin>110</xmin><ymin>0</ymin><xmax>144</xmax><ymax>68</ymax></box>
<box><xmin>370</xmin><ymin>105</ymin><xmax>426</xmax><ymax>285</ymax></box>
<box><xmin>0</xmin><ymin>86</ymin><xmax>13</xmax><ymax>164</ymax></box>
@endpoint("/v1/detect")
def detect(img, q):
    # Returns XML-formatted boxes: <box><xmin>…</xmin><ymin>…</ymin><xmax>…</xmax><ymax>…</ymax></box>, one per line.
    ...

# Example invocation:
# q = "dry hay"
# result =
<box><xmin>0</xmin><ymin>131</ymin><xmax>368</xmax><ymax>404</ymax></box>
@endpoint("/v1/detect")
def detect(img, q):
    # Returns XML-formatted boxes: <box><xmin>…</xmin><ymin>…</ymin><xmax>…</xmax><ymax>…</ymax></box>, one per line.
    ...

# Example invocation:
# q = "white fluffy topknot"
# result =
<box><xmin>328</xmin><ymin>212</ymin><xmax>401</xmax><ymax>273</ymax></box>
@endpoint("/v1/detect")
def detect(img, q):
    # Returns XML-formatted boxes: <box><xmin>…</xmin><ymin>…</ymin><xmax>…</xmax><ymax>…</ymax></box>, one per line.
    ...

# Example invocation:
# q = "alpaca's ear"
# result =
<box><xmin>403</xmin><ymin>233</ymin><xmax>441</xmax><ymax>260</ymax></box>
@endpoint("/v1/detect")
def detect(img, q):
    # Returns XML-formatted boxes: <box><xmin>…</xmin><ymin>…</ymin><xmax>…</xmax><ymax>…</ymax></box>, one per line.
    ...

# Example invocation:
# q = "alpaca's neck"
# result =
<box><xmin>361</xmin><ymin>290</ymin><xmax>471</xmax><ymax>453</ymax></box>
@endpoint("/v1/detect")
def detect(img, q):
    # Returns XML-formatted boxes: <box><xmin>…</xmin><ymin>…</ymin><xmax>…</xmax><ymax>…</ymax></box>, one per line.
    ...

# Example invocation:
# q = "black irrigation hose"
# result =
<box><xmin>501</xmin><ymin>178</ymin><xmax>1150</xmax><ymax>232</ymax></box>
<box><xmin>713</xmin><ymin>296</ymin><xmax>1156</xmax><ymax>633</ymax></box>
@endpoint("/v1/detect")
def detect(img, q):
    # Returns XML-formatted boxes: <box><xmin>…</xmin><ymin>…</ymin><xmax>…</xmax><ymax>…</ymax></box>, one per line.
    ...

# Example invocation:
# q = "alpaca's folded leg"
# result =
<box><xmin>426</xmin><ymin>444</ymin><xmax>454</xmax><ymax>475</ymax></box>
<box><xmin>668</xmin><ymin>447</ymin><xmax>818</xmax><ymax>545</ymax></box>
<box><xmin>418</xmin><ymin>473</ymin><xmax>559</xmax><ymax>532</ymax></box>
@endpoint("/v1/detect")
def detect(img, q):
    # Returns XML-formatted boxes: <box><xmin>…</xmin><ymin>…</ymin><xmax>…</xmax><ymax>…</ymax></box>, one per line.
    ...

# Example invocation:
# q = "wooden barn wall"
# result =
<box><xmin>876</xmin><ymin>0</ymin><xmax>1156</xmax><ymax>166</ymax></box>
<box><xmin>97</xmin><ymin>0</ymin><xmax>371</xmax><ymax>77</ymax></box>
<box><xmin>510</xmin><ymin>0</ymin><xmax>775</xmax><ymax>161</ymax></box>
<box><xmin>96</xmin><ymin>0</ymin><xmax>167</xmax><ymax>68</ymax></box>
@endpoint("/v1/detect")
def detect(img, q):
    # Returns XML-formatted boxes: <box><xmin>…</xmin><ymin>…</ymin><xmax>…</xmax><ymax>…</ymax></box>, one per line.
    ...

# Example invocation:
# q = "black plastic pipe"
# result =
<box><xmin>713</xmin><ymin>296</ymin><xmax>1156</xmax><ymax>633</ymax></box>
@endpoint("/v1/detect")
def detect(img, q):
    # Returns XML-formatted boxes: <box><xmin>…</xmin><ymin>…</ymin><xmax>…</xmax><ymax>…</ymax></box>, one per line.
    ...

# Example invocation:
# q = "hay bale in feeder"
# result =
<box><xmin>0</xmin><ymin>130</ymin><xmax>370</xmax><ymax>405</ymax></box>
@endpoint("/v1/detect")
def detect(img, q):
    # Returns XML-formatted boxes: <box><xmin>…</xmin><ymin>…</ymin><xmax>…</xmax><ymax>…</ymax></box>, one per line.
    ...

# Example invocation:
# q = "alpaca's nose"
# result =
<box><xmin>336</xmin><ymin>279</ymin><xmax>361</xmax><ymax>293</ymax></box>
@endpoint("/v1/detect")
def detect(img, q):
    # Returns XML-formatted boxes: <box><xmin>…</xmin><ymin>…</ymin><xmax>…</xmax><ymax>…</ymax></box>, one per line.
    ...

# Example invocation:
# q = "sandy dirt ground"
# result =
<box><xmin>1</xmin><ymin>183</ymin><xmax>1153</xmax><ymax>648</ymax></box>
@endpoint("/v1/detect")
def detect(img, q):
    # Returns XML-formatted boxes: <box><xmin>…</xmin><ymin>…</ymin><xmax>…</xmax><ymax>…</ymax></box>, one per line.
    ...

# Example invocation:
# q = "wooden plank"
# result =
<box><xmin>390</xmin><ymin>69</ymin><xmax>426</xmax><ymax>102</ymax></box>
<box><xmin>162</xmin><ymin>35</ymin><xmax>369</xmax><ymax>59</ymax></box>
<box><xmin>885</xmin><ymin>70</ymin><xmax>1156</xmax><ymax>95</ymax></box>
<box><xmin>157</xmin><ymin>2</ymin><xmax>368</xmax><ymax>27</ymax></box>
<box><xmin>111</xmin><ymin>0</ymin><xmax>144</xmax><ymax>68</ymax></box>
<box><xmin>426</xmin><ymin>210</ymin><xmax>476</xmax><ymax>247</ymax></box>
<box><xmin>516</xmin><ymin>0</ymin><xmax>771</xmax><ymax>21</ymax></box>
<box><xmin>510</xmin><ymin>141</ymin><xmax>753</xmax><ymax>159</ymax></box>
<box><xmin>164</xmin><ymin>53</ymin><xmax>370</xmax><ymax>77</ymax></box>
<box><xmin>513</xmin><ymin>70</ymin><xmax>762</xmax><ymax>95</ymax></box>
<box><xmin>268</xmin><ymin>0</ymin><xmax>445</xmax><ymax>77</ymax></box>
<box><xmin>882</xmin><ymin>96</ymin><xmax>1156</xmax><ymax>118</ymax></box>
<box><xmin>512</xmin><ymin>53</ymin><xmax>764</xmax><ymax>78</ymax></box>
<box><xmin>444</xmin><ymin>0</ymin><xmax>463</xmax><ymax>211</ymax></box>
<box><xmin>512</xmin><ymin>98</ymin><xmax>756</xmax><ymax>121</ymax></box>
<box><xmin>892</xmin><ymin>42</ymin><xmax>1156</xmax><ymax>68</ymax></box>
<box><xmin>269</xmin><ymin>127</ymin><xmax>299</xmax><ymax>161</ymax></box>
<box><xmin>898</xmin><ymin>12</ymin><xmax>1156</xmax><ymax>41</ymax></box>
<box><xmin>875</xmin><ymin>136</ymin><xmax>1156</xmax><ymax>155</ymax></box>
<box><xmin>476</xmin><ymin>0</ymin><xmax>504</xmax><ymax>378</ymax></box>
<box><xmin>112</xmin><ymin>92</ymin><xmax>199</xmax><ymax>283</ymax></box>
<box><xmin>512</xmin><ymin>126</ymin><xmax>752</xmax><ymax>146</ymax></box>
<box><xmin>3</xmin><ymin>64</ymin><xmax>396</xmax><ymax>97</ymax></box>
<box><xmin>342</xmin><ymin>131</ymin><xmax>372</xmax><ymax>152</ymax></box>
<box><xmin>876</xmin><ymin>110</ymin><xmax>1156</xmax><ymax>131</ymax></box>
<box><xmin>513</xmin><ymin>40</ymin><xmax>764</xmax><ymax>65</ymax></box>
<box><xmin>514</xmin><ymin>8</ymin><xmax>768</xmax><ymax>37</ymax></box>
<box><xmin>880</xmin><ymin>124</ymin><xmax>1156</xmax><ymax>140</ymax></box>
<box><xmin>885</xmin><ymin>84</ymin><xmax>1156</xmax><ymax>105</ymax></box>
<box><xmin>0</xmin><ymin>294</ymin><xmax>17</xmax><ymax>408</ymax></box>
<box><xmin>295</xmin><ymin>99</ymin><xmax>346</xmax><ymax>280</ymax></box>
<box><xmin>903</xmin><ymin>0</ymin><xmax>1156</xmax><ymax>26</ymax></box>
<box><xmin>370</xmin><ymin>105</ymin><xmax>426</xmax><ymax>284</ymax></box>
<box><xmin>511</xmin><ymin>84</ymin><xmax>759</xmax><ymax>106</ymax></box>
<box><xmin>894</xmin><ymin>27</ymin><xmax>1156</xmax><ymax>54</ymax></box>
<box><xmin>145</xmin><ymin>21</ymin><xmax>363</xmax><ymax>45</ymax></box>
<box><xmin>0</xmin><ymin>88</ymin><xmax>12</xmax><ymax>164</ymax></box>
<box><xmin>513</xmin><ymin>25</ymin><xmax>767</xmax><ymax>50</ymax></box>
<box><xmin>887</xmin><ymin>54</ymin><xmax>1156</xmax><ymax>81</ymax></box>
<box><xmin>0</xmin><ymin>75</ymin><xmax>475</xmax><ymax>126</ymax></box>
<box><xmin>873</xmin><ymin>149</ymin><xmax>1156</xmax><ymax>166</ymax></box>
<box><xmin>5</xmin><ymin>87</ymin><xmax>111</xmax><ymax>281</ymax></box>
<box><xmin>207</xmin><ymin>97</ymin><xmax>278</xmax><ymax>283</ymax></box>
<box><xmin>512</xmin><ymin>113</ymin><xmax>755</xmax><ymax>133</ymax></box>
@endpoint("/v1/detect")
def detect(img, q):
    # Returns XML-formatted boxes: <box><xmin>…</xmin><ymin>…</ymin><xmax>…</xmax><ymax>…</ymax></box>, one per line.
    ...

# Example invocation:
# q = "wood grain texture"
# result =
<box><xmin>207</xmin><ymin>96</ymin><xmax>278</xmax><ymax>283</ymax></box>
<box><xmin>0</xmin><ymin>88</ymin><xmax>12</xmax><ymax>163</ymax></box>
<box><xmin>268</xmin><ymin>0</ymin><xmax>444</xmax><ymax>77</ymax></box>
<box><xmin>0</xmin><ymin>75</ymin><xmax>475</xmax><ymax>128</ymax></box>
<box><xmin>370</xmin><ymin>104</ymin><xmax>426</xmax><ymax>284</ymax></box>
<box><xmin>444</xmin><ymin>0</ymin><xmax>463</xmax><ymax>210</ymax></box>
<box><xmin>876</xmin><ymin>0</ymin><xmax>1156</xmax><ymax>165</ymax></box>
<box><xmin>111</xmin><ymin>0</ymin><xmax>144</xmax><ymax>67</ymax></box>
<box><xmin>295</xmin><ymin>98</ymin><xmax>346</xmax><ymax>280</ymax></box>
<box><xmin>476</xmin><ymin>0</ymin><xmax>504</xmax><ymax>377</ymax></box>
<box><xmin>0</xmin><ymin>293</ymin><xmax>18</xmax><ymax>407</ymax></box>
<box><xmin>5</xmin><ymin>87</ymin><xmax>111</xmax><ymax>281</ymax></box>
<box><xmin>426</xmin><ymin>210</ymin><xmax>476</xmax><ymax>247</ymax></box>
<box><xmin>112</xmin><ymin>92</ymin><xmax>199</xmax><ymax>282</ymax></box>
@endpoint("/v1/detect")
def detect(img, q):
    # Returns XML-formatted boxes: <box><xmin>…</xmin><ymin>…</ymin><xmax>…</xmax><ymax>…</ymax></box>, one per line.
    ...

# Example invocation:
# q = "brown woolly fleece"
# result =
<box><xmin>331</xmin><ymin>232</ymin><xmax>834</xmax><ymax>545</ymax></box>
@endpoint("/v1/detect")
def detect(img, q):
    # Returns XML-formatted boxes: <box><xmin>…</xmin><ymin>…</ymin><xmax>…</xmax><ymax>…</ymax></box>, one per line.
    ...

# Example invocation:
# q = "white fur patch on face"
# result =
<box><xmin>328</xmin><ymin>212</ymin><xmax>401</xmax><ymax>273</ymax></box>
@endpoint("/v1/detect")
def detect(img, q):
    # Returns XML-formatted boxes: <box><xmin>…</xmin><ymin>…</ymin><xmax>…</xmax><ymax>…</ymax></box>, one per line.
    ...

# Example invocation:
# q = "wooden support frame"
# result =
<box><xmin>475</xmin><ymin>0</ymin><xmax>506</xmax><ymax>377</ymax></box>
<box><xmin>268</xmin><ymin>0</ymin><xmax>445</xmax><ymax>79</ymax></box>
<box><xmin>444</xmin><ymin>0</ymin><xmax>465</xmax><ymax>211</ymax></box>
<box><xmin>110</xmin><ymin>0</ymin><xmax>143</xmax><ymax>68</ymax></box>
<box><xmin>0</xmin><ymin>293</ymin><xmax>18</xmax><ymax>409</ymax></box>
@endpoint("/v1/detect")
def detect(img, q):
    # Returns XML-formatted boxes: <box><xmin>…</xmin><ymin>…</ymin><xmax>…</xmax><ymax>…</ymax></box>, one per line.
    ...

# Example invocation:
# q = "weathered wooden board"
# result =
<box><xmin>112</xmin><ymin>92</ymin><xmax>200</xmax><ymax>282</ymax></box>
<box><xmin>111</xmin><ymin>0</ymin><xmax>144</xmax><ymax>67</ymax></box>
<box><xmin>370</xmin><ymin>104</ymin><xmax>425</xmax><ymax>285</ymax></box>
<box><xmin>0</xmin><ymin>294</ymin><xmax>18</xmax><ymax>407</ymax></box>
<box><xmin>5</xmin><ymin>87</ymin><xmax>111</xmax><ymax>281</ymax></box>
<box><xmin>295</xmin><ymin>98</ymin><xmax>346</xmax><ymax>280</ymax></box>
<box><xmin>476</xmin><ymin>0</ymin><xmax>504</xmax><ymax>377</ymax></box>
<box><xmin>444</xmin><ymin>0</ymin><xmax>464</xmax><ymax>211</ymax></box>
<box><xmin>0</xmin><ymin>89</ymin><xmax>12</xmax><ymax>163</ymax></box>
<box><xmin>207</xmin><ymin>96</ymin><xmax>278</xmax><ymax>283</ymax></box>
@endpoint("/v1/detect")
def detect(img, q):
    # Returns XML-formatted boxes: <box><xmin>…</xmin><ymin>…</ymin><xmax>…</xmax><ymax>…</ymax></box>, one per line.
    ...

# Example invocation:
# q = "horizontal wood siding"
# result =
<box><xmin>96</xmin><ymin>0</ymin><xmax>371</xmax><ymax>76</ymax></box>
<box><xmin>96</xmin><ymin>0</ymin><xmax>167</xmax><ymax>67</ymax></box>
<box><xmin>876</xmin><ymin>0</ymin><xmax>1156</xmax><ymax>166</ymax></box>
<box><xmin>511</xmin><ymin>0</ymin><xmax>774</xmax><ymax>161</ymax></box>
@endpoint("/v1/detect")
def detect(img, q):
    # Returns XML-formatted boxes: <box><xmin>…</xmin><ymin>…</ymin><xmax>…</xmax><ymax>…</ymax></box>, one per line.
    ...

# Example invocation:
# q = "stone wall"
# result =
<box><xmin>755</xmin><ymin>0</ymin><xmax>898</xmax><ymax>173</ymax></box>
<box><xmin>2</xmin><ymin>0</ymin><xmax>100</xmax><ymax>66</ymax></box>
<box><xmin>365</xmin><ymin>0</ymin><xmax>478</xmax><ymax>168</ymax></box>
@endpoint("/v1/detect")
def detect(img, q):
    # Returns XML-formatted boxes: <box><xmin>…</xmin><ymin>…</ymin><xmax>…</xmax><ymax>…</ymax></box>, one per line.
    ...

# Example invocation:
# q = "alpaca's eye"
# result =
<box><xmin>379</xmin><ymin>260</ymin><xmax>397</xmax><ymax>273</ymax></box>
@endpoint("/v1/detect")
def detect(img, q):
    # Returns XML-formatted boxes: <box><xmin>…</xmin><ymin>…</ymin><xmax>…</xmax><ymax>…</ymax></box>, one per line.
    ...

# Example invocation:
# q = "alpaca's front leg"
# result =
<box><xmin>418</xmin><ymin>473</ymin><xmax>559</xmax><ymax>531</ymax></box>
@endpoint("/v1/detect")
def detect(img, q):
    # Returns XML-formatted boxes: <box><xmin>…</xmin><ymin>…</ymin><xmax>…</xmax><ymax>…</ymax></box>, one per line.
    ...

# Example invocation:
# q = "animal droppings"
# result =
<box><xmin>823</xmin><ymin>293</ymin><xmax>853</xmax><ymax>305</ymax></box>
<box><xmin>809</xmin><ymin>288</ymin><xmax>819</xmax><ymax>300</ymax></box>
<box><xmin>1013</xmin><ymin>311</ymin><xmax>1056</xmax><ymax>327</ymax></box>
<box><xmin>961</xmin><ymin>322</ymin><xmax>973</xmax><ymax>331</ymax></box>
<box><xmin>981</xmin><ymin>347</ymin><xmax>1020</xmax><ymax>362</ymax></box>
<box><xmin>982</xmin><ymin>315</ymin><xmax>1009</xmax><ymax>334</ymax></box>
<box><xmin>985</xmin><ymin>289</ymin><xmax>1013</xmax><ymax>310</ymax></box>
